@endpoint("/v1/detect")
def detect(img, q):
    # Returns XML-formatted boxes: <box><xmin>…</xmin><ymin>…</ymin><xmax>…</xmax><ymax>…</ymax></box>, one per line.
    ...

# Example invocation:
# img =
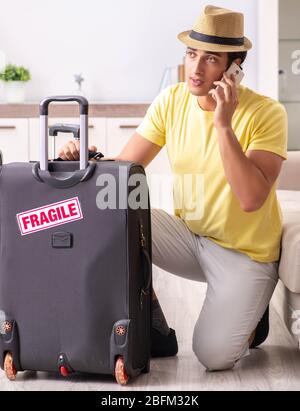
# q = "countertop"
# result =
<box><xmin>0</xmin><ymin>102</ymin><xmax>151</xmax><ymax>118</ymax></box>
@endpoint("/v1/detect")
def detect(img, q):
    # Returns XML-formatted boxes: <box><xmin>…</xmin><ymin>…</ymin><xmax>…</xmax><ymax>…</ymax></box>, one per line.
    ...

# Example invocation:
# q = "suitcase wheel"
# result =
<box><xmin>4</xmin><ymin>352</ymin><xmax>17</xmax><ymax>381</ymax></box>
<box><xmin>115</xmin><ymin>356</ymin><xmax>129</xmax><ymax>386</ymax></box>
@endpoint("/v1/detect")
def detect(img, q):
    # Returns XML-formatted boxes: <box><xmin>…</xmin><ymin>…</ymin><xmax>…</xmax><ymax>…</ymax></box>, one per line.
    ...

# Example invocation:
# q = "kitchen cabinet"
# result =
<box><xmin>278</xmin><ymin>0</ymin><xmax>300</xmax><ymax>150</ymax></box>
<box><xmin>258</xmin><ymin>0</ymin><xmax>300</xmax><ymax>150</ymax></box>
<box><xmin>106</xmin><ymin>117</ymin><xmax>173</xmax><ymax>211</ymax></box>
<box><xmin>28</xmin><ymin>117</ymin><xmax>106</xmax><ymax>161</ymax></box>
<box><xmin>0</xmin><ymin>118</ymin><xmax>29</xmax><ymax>163</ymax></box>
<box><xmin>0</xmin><ymin>114</ymin><xmax>173</xmax><ymax>212</ymax></box>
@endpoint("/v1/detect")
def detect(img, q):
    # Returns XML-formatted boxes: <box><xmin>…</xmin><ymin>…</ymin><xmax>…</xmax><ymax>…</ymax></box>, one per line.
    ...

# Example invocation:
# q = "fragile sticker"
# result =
<box><xmin>16</xmin><ymin>197</ymin><xmax>83</xmax><ymax>236</ymax></box>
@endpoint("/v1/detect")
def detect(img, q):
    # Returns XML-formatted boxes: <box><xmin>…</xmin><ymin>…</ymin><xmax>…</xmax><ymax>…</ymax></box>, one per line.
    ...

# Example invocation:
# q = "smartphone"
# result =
<box><xmin>225</xmin><ymin>62</ymin><xmax>244</xmax><ymax>85</ymax></box>
<box><xmin>209</xmin><ymin>62</ymin><xmax>244</xmax><ymax>100</ymax></box>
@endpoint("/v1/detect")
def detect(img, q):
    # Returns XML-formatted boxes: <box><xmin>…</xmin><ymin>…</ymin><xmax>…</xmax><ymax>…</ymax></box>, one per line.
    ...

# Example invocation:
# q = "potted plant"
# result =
<box><xmin>0</xmin><ymin>64</ymin><xmax>31</xmax><ymax>103</ymax></box>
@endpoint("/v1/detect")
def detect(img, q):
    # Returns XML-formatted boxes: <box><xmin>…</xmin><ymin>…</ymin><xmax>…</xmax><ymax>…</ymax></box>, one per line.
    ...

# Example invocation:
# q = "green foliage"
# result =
<box><xmin>0</xmin><ymin>64</ymin><xmax>31</xmax><ymax>82</ymax></box>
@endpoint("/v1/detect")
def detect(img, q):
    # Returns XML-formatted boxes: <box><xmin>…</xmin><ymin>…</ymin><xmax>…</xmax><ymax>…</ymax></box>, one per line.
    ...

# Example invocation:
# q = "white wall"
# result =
<box><xmin>0</xmin><ymin>0</ymin><xmax>258</xmax><ymax>102</ymax></box>
<box><xmin>257</xmin><ymin>0</ymin><xmax>279</xmax><ymax>99</ymax></box>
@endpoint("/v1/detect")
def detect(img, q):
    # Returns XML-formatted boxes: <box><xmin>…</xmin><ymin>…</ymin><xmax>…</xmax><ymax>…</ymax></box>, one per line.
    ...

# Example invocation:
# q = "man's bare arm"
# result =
<box><xmin>114</xmin><ymin>132</ymin><xmax>162</xmax><ymax>167</ymax></box>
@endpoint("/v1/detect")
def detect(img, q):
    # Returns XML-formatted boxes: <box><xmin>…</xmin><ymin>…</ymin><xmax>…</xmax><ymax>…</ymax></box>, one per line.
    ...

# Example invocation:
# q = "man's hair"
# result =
<box><xmin>227</xmin><ymin>51</ymin><xmax>247</xmax><ymax>69</ymax></box>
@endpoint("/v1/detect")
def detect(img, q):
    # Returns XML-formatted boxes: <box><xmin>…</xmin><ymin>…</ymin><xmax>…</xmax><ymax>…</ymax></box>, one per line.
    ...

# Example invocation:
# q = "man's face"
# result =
<box><xmin>184</xmin><ymin>47</ymin><xmax>229</xmax><ymax>97</ymax></box>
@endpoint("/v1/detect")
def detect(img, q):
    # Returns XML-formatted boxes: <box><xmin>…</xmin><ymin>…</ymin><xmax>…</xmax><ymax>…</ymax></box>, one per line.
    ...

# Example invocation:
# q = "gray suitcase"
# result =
<box><xmin>0</xmin><ymin>96</ymin><xmax>152</xmax><ymax>385</ymax></box>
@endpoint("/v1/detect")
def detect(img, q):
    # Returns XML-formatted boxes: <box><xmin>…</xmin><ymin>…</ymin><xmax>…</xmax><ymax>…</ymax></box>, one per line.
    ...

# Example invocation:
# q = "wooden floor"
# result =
<box><xmin>1</xmin><ymin>268</ymin><xmax>300</xmax><ymax>391</ymax></box>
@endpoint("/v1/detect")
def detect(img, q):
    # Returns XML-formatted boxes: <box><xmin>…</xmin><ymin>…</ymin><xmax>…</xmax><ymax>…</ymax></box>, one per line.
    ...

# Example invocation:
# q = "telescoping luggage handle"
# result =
<box><xmin>39</xmin><ymin>95</ymin><xmax>89</xmax><ymax>171</ymax></box>
<box><xmin>34</xmin><ymin>96</ymin><xmax>96</xmax><ymax>188</ymax></box>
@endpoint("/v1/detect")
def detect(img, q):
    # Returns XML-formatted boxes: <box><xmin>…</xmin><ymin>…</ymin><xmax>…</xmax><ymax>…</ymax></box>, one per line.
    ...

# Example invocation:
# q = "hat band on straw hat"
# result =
<box><xmin>189</xmin><ymin>31</ymin><xmax>245</xmax><ymax>46</ymax></box>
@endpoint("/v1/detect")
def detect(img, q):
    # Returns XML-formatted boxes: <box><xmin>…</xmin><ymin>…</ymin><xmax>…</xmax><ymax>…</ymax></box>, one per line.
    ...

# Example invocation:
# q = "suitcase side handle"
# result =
<box><xmin>141</xmin><ymin>247</ymin><xmax>152</xmax><ymax>291</ymax></box>
<box><xmin>49</xmin><ymin>123</ymin><xmax>104</xmax><ymax>161</ymax></box>
<box><xmin>39</xmin><ymin>96</ymin><xmax>89</xmax><ymax>171</ymax></box>
<box><xmin>139</xmin><ymin>218</ymin><xmax>152</xmax><ymax>310</ymax></box>
<box><xmin>49</xmin><ymin>123</ymin><xmax>80</xmax><ymax>139</ymax></box>
<box><xmin>139</xmin><ymin>247</ymin><xmax>152</xmax><ymax>311</ymax></box>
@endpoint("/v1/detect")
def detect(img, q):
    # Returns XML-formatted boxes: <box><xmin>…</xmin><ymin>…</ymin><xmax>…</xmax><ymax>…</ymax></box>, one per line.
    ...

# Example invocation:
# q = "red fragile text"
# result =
<box><xmin>17</xmin><ymin>197</ymin><xmax>83</xmax><ymax>235</ymax></box>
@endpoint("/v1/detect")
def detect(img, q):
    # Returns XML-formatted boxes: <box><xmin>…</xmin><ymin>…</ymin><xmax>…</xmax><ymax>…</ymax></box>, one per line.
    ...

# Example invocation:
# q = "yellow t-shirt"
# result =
<box><xmin>136</xmin><ymin>82</ymin><xmax>288</xmax><ymax>262</ymax></box>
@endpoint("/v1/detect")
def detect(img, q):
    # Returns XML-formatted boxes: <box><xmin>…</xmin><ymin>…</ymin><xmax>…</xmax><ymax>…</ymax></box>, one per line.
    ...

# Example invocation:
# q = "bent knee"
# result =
<box><xmin>192</xmin><ymin>339</ymin><xmax>238</xmax><ymax>371</ymax></box>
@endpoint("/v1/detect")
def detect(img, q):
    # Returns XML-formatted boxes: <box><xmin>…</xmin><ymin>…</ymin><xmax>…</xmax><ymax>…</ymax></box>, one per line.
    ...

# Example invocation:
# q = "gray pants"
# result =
<box><xmin>151</xmin><ymin>208</ymin><xmax>279</xmax><ymax>371</ymax></box>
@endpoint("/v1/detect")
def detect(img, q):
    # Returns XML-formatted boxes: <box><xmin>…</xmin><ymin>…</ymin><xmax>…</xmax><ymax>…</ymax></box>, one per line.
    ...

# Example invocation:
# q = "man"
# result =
<box><xmin>59</xmin><ymin>5</ymin><xmax>287</xmax><ymax>371</ymax></box>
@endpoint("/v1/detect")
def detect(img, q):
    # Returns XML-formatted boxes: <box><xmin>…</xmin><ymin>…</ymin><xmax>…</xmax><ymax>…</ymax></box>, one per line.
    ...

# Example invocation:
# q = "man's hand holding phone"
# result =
<box><xmin>208</xmin><ymin>62</ymin><xmax>243</xmax><ymax>130</ymax></box>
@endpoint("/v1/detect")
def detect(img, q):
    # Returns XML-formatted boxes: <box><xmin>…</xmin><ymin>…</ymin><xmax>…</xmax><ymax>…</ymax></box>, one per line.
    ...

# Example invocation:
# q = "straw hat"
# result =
<box><xmin>177</xmin><ymin>5</ymin><xmax>252</xmax><ymax>52</ymax></box>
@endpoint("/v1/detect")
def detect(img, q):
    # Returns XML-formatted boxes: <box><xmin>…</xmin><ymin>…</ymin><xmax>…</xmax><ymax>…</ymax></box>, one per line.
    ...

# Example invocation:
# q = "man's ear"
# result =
<box><xmin>234</xmin><ymin>58</ymin><xmax>242</xmax><ymax>67</ymax></box>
